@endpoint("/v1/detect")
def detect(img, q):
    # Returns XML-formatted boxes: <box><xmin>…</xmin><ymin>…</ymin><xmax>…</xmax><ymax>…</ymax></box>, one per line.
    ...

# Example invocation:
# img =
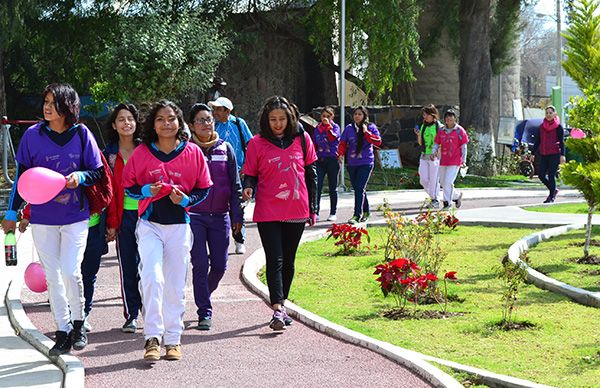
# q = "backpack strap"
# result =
<box><xmin>233</xmin><ymin>118</ymin><xmax>246</xmax><ymax>156</ymax></box>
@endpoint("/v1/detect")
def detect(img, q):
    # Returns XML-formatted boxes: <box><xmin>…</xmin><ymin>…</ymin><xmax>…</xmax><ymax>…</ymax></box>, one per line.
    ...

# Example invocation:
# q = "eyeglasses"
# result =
<box><xmin>193</xmin><ymin>118</ymin><xmax>214</xmax><ymax>125</ymax></box>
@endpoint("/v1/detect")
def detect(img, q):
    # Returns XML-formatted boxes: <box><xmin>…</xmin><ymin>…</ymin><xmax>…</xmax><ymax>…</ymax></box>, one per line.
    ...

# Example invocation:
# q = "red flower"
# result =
<box><xmin>444</xmin><ymin>271</ymin><xmax>457</xmax><ymax>280</ymax></box>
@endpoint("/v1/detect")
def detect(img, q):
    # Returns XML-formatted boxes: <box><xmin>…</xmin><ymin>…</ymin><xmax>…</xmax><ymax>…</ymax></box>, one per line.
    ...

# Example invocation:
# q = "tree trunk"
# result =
<box><xmin>584</xmin><ymin>204</ymin><xmax>595</xmax><ymax>258</ymax></box>
<box><xmin>0</xmin><ymin>49</ymin><xmax>7</xmax><ymax>118</ymax></box>
<box><xmin>458</xmin><ymin>0</ymin><xmax>496</xmax><ymax>176</ymax></box>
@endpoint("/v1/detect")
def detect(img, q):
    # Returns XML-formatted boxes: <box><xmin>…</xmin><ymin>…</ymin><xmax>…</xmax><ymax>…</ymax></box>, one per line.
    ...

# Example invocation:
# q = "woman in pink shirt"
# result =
<box><xmin>242</xmin><ymin>96</ymin><xmax>318</xmax><ymax>331</ymax></box>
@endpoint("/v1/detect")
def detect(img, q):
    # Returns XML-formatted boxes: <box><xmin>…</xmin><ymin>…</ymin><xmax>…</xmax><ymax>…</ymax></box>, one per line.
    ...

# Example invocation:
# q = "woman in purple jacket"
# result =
<box><xmin>188</xmin><ymin>103</ymin><xmax>244</xmax><ymax>330</ymax></box>
<box><xmin>337</xmin><ymin>106</ymin><xmax>382</xmax><ymax>224</ymax></box>
<box><xmin>313</xmin><ymin>106</ymin><xmax>341</xmax><ymax>221</ymax></box>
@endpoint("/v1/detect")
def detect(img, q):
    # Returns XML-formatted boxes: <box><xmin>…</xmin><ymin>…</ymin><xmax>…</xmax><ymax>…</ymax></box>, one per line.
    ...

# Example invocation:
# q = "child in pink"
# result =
<box><xmin>432</xmin><ymin>109</ymin><xmax>469</xmax><ymax>209</ymax></box>
<box><xmin>122</xmin><ymin>100</ymin><xmax>213</xmax><ymax>362</ymax></box>
<box><xmin>242</xmin><ymin>96</ymin><xmax>318</xmax><ymax>331</ymax></box>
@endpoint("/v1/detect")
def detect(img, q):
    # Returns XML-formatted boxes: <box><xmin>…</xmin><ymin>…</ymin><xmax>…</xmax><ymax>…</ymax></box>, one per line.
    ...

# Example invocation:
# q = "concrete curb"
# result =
<box><xmin>507</xmin><ymin>223</ymin><xmax>600</xmax><ymax>308</ymax></box>
<box><xmin>242</xmin><ymin>228</ymin><xmax>463</xmax><ymax>388</ymax></box>
<box><xmin>4</xmin><ymin>232</ymin><xmax>85</xmax><ymax>388</ymax></box>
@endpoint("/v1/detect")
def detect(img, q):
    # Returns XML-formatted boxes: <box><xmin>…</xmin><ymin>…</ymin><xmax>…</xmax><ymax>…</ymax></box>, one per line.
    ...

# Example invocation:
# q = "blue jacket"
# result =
<box><xmin>214</xmin><ymin>115</ymin><xmax>253</xmax><ymax>170</ymax></box>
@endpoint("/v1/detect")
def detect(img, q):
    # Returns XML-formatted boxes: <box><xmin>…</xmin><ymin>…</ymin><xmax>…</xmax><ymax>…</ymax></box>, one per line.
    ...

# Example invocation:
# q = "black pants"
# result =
<box><xmin>257</xmin><ymin>222</ymin><xmax>305</xmax><ymax>306</ymax></box>
<box><xmin>538</xmin><ymin>154</ymin><xmax>560</xmax><ymax>196</ymax></box>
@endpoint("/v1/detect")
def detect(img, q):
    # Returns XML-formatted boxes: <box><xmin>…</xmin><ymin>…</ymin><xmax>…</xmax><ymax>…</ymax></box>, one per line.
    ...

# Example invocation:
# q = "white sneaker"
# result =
<box><xmin>316</xmin><ymin>215</ymin><xmax>320</xmax><ymax>221</ymax></box>
<box><xmin>327</xmin><ymin>214</ymin><xmax>337</xmax><ymax>221</ymax></box>
<box><xmin>235</xmin><ymin>242</ymin><xmax>246</xmax><ymax>254</ymax></box>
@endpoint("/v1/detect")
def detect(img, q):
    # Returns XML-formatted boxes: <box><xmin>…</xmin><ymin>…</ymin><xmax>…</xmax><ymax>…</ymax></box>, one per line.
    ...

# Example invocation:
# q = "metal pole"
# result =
<box><xmin>339</xmin><ymin>0</ymin><xmax>346</xmax><ymax>191</ymax></box>
<box><xmin>556</xmin><ymin>0</ymin><xmax>563</xmax><ymax>122</ymax></box>
<box><xmin>2</xmin><ymin>117</ymin><xmax>14</xmax><ymax>184</ymax></box>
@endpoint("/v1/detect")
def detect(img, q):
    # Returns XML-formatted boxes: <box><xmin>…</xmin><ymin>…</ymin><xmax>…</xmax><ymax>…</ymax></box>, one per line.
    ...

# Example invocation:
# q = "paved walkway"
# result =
<box><xmin>1</xmin><ymin>187</ymin><xmax>591</xmax><ymax>387</ymax></box>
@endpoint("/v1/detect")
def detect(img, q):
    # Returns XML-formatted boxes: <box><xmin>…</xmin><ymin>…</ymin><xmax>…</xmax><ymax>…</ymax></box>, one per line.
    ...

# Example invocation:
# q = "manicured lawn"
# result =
<box><xmin>290</xmin><ymin>226</ymin><xmax>600</xmax><ymax>387</ymax></box>
<box><xmin>526</xmin><ymin>225</ymin><xmax>600</xmax><ymax>292</ymax></box>
<box><xmin>526</xmin><ymin>202</ymin><xmax>600</xmax><ymax>214</ymax></box>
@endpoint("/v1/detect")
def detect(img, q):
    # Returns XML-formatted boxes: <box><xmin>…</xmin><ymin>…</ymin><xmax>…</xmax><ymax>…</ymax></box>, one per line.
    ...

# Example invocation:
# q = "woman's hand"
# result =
<box><xmin>307</xmin><ymin>214</ymin><xmax>317</xmax><ymax>226</ymax></box>
<box><xmin>106</xmin><ymin>227</ymin><xmax>117</xmax><ymax>242</ymax></box>
<box><xmin>169</xmin><ymin>186</ymin><xmax>185</xmax><ymax>205</ymax></box>
<box><xmin>242</xmin><ymin>188</ymin><xmax>253</xmax><ymax>201</ymax></box>
<box><xmin>150</xmin><ymin>182</ymin><xmax>163</xmax><ymax>197</ymax></box>
<box><xmin>1</xmin><ymin>219</ymin><xmax>17</xmax><ymax>234</ymax></box>
<box><xmin>18</xmin><ymin>219</ymin><xmax>29</xmax><ymax>233</ymax></box>
<box><xmin>66</xmin><ymin>173</ymin><xmax>80</xmax><ymax>189</ymax></box>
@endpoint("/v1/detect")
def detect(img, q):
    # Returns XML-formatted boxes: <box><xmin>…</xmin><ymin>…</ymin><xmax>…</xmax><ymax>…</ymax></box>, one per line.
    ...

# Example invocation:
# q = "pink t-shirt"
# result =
<box><xmin>434</xmin><ymin>126</ymin><xmax>469</xmax><ymax>166</ymax></box>
<box><xmin>122</xmin><ymin>142</ymin><xmax>213</xmax><ymax>217</ymax></box>
<box><xmin>243</xmin><ymin>132</ymin><xmax>318</xmax><ymax>222</ymax></box>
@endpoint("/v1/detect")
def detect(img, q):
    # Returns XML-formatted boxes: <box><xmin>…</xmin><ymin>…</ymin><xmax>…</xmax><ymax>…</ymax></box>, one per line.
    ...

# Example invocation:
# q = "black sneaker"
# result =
<box><xmin>49</xmin><ymin>330</ymin><xmax>71</xmax><ymax>357</ymax></box>
<box><xmin>281</xmin><ymin>306</ymin><xmax>293</xmax><ymax>326</ymax></box>
<box><xmin>359</xmin><ymin>212</ymin><xmax>370</xmax><ymax>222</ymax></box>
<box><xmin>197</xmin><ymin>317</ymin><xmax>212</xmax><ymax>331</ymax></box>
<box><xmin>121</xmin><ymin>318</ymin><xmax>137</xmax><ymax>333</ymax></box>
<box><xmin>269</xmin><ymin>310</ymin><xmax>286</xmax><ymax>331</ymax></box>
<box><xmin>442</xmin><ymin>201</ymin><xmax>450</xmax><ymax>210</ymax></box>
<box><xmin>71</xmin><ymin>320</ymin><xmax>88</xmax><ymax>350</ymax></box>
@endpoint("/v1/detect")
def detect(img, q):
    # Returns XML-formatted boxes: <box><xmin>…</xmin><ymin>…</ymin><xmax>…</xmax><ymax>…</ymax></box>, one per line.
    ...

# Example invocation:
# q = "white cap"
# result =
<box><xmin>208</xmin><ymin>97</ymin><xmax>233</xmax><ymax>111</ymax></box>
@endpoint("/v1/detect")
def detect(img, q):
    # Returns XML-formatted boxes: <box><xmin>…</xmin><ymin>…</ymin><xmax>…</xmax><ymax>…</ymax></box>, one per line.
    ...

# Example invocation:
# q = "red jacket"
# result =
<box><xmin>104</xmin><ymin>143</ymin><xmax>129</xmax><ymax>230</ymax></box>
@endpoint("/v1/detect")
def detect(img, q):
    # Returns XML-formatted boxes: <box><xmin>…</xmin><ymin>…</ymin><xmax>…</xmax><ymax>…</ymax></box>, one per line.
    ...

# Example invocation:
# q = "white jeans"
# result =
<box><xmin>438</xmin><ymin>165</ymin><xmax>461</xmax><ymax>203</ymax></box>
<box><xmin>418</xmin><ymin>157</ymin><xmax>440</xmax><ymax>200</ymax></box>
<box><xmin>136</xmin><ymin>219</ymin><xmax>192</xmax><ymax>345</ymax></box>
<box><xmin>31</xmin><ymin>220</ymin><xmax>89</xmax><ymax>332</ymax></box>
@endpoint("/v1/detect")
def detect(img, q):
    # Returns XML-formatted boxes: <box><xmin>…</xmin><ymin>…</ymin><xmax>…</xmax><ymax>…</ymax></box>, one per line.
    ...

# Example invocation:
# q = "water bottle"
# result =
<box><xmin>4</xmin><ymin>231</ymin><xmax>17</xmax><ymax>266</ymax></box>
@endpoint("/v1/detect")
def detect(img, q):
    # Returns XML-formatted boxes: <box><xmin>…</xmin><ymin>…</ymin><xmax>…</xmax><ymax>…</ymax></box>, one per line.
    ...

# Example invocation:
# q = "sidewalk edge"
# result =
<box><xmin>5</xmin><ymin>274</ymin><xmax>85</xmax><ymax>388</ymax></box>
<box><xmin>242</xmin><ymin>229</ymin><xmax>462</xmax><ymax>388</ymax></box>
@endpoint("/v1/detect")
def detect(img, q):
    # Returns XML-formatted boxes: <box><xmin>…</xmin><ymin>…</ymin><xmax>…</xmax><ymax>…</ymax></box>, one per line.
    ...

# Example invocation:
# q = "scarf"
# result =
<box><xmin>540</xmin><ymin>116</ymin><xmax>560</xmax><ymax>132</ymax></box>
<box><xmin>192</xmin><ymin>131</ymin><xmax>219</xmax><ymax>149</ymax></box>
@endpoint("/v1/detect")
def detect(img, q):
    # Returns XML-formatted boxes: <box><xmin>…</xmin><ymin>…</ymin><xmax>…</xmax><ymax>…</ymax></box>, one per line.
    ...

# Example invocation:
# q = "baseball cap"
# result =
<box><xmin>208</xmin><ymin>97</ymin><xmax>233</xmax><ymax>111</ymax></box>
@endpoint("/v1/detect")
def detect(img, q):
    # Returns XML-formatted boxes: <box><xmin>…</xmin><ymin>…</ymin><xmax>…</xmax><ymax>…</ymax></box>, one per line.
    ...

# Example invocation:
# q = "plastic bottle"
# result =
<box><xmin>4</xmin><ymin>231</ymin><xmax>17</xmax><ymax>266</ymax></box>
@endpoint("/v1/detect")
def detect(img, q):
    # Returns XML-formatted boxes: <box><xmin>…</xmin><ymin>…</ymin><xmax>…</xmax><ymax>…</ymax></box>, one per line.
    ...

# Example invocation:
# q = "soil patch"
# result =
<box><xmin>580</xmin><ymin>269</ymin><xmax>600</xmax><ymax>276</ymax></box>
<box><xmin>491</xmin><ymin>320</ymin><xmax>538</xmax><ymax>331</ymax></box>
<box><xmin>381</xmin><ymin>308</ymin><xmax>465</xmax><ymax>320</ymax></box>
<box><xmin>324</xmin><ymin>250</ymin><xmax>372</xmax><ymax>257</ymax></box>
<box><xmin>569</xmin><ymin>239</ymin><xmax>600</xmax><ymax>247</ymax></box>
<box><xmin>573</xmin><ymin>255</ymin><xmax>600</xmax><ymax>265</ymax></box>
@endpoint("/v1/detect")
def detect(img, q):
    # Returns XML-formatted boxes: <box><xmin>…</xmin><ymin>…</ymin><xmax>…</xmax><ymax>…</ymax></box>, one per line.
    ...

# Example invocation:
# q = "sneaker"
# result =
<box><xmin>144</xmin><ymin>337</ymin><xmax>161</xmax><ymax>363</ymax></box>
<box><xmin>269</xmin><ymin>310</ymin><xmax>286</xmax><ymax>331</ymax></box>
<box><xmin>543</xmin><ymin>195</ymin><xmax>555</xmax><ymax>203</ymax></box>
<box><xmin>348</xmin><ymin>216</ymin><xmax>360</xmax><ymax>225</ymax></box>
<box><xmin>327</xmin><ymin>214</ymin><xmax>337</xmax><ymax>222</ymax></box>
<box><xmin>441</xmin><ymin>201</ymin><xmax>450</xmax><ymax>210</ymax></box>
<box><xmin>359</xmin><ymin>212</ymin><xmax>370</xmax><ymax>222</ymax></box>
<box><xmin>454</xmin><ymin>192</ymin><xmax>463</xmax><ymax>208</ymax></box>
<box><xmin>554</xmin><ymin>189</ymin><xmax>559</xmax><ymax>199</ymax></box>
<box><xmin>281</xmin><ymin>306</ymin><xmax>293</xmax><ymax>326</ymax></box>
<box><xmin>83</xmin><ymin>316</ymin><xmax>92</xmax><ymax>332</ymax></box>
<box><xmin>49</xmin><ymin>331</ymin><xmax>71</xmax><ymax>357</ymax></box>
<box><xmin>71</xmin><ymin>320</ymin><xmax>87</xmax><ymax>350</ymax></box>
<box><xmin>316</xmin><ymin>215</ymin><xmax>320</xmax><ymax>221</ymax></box>
<box><xmin>121</xmin><ymin>318</ymin><xmax>137</xmax><ymax>333</ymax></box>
<box><xmin>235</xmin><ymin>242</ymin><xmax>246</xmax><ymax>254</ymax></box>
<box><xmin>197</xmin><ymin>317</ymin><xmax>212</xmax><ymax>331</ymax></box>
<box><xmin>430</xmin><ymin>200</ymin><xmax>439</xmax><ymax>209</ymax></box>
<box><xmin>165</xmin><ymin>344</ymin><xmax>182</xmax><ymax>361</ymax></box>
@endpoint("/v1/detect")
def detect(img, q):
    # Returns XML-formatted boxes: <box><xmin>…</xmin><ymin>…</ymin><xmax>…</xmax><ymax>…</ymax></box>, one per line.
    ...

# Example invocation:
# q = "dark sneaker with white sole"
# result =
<box><xmin>71</xmin><ymin>320</ymin><xmax>87</xmax><ymax>350</ymax></box>
<box><xmin>49</xmin><ymin>330</ymin><xmax>71</xmax><ymax>357</ymax></box>
<box><xmin>281</xmin><ymin>307</ymin><xmax>293</xmax><ymax>326</ymax></box>
<box><xmin>269</xmin><ymin>310</ymin><xmax>286</xmax><ymax>331</ymax></box>
<box><xmin>197</xmin><ymin>317</ymin><xmax>212</xmax><ymax>331</ymax></box>
<box><xmin>122</xmin><ymin>318</ymin><xmax>137</xmax><ymax>333</ymax></box>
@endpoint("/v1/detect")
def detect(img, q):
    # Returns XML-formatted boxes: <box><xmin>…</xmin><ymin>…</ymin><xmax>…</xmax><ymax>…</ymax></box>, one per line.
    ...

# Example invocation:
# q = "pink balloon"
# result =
<box><xmin>24</xmin><ymin>262</ymin><xmax>47</xmax><ymax>293</ymax></box>
<box><xmin>17</xmin><ymin>167</ymin><xmax>66</xmax><ymax>205</ymax></box>
<box><xmin>570</xmin><ymin>128</ymin><xmax>586</xmax><ymax>139</ymax></box>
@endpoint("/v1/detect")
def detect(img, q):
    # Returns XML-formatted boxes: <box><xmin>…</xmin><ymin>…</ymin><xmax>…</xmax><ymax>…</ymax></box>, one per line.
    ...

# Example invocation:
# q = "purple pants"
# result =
<box><xmin>190</xmin><ymin>213</ymin><xmax>230</xmax><ymax>318</ymax></box>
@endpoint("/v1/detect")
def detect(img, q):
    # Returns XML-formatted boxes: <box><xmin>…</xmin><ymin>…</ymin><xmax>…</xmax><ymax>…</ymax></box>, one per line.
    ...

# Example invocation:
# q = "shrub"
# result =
<box><xmin>326</xmin><ymin>223</ymin><xmax>370</xmax><ymax>255</ymax></box>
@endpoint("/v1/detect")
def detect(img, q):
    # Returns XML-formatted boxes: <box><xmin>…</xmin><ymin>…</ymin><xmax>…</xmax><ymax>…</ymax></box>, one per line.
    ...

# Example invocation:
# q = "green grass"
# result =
<box><xmin>290</xmin><ymin>226</ymin><xmax>600</xmax><ymax>387</ymax></box>
<box><xmin>526</xmin><ymin>226</ymin><xmax>600</xmax><ymax>291</ymax></box>
<box><xmin>526</xmin><ymin>202</ymin><xmax>600</xmax><ymax>214</ymax></box>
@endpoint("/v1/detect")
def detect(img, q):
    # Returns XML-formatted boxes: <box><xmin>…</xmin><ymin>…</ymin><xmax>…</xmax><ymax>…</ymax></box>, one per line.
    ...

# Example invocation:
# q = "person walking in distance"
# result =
<box><xmin>313</xmin><ymin>106</ymin><xmax>341</xmax><ymax>221</ymax></box>
<box><xmin>432</xmin><ymin>109</ymin><xmax>469</xmax><ymax>210</ymax></box>
<box><xmin>209</xmin><ymin>96</ymin><xmax>253</xmax><ymax>254</ymax></box>
<box><xmin>415</xmin><ymin>104</ymin><xmax>442</xmax><ymax>209</ymax></box>
<box><xmin>242</xmin><ymin>96</ymin><xmax>318</xmax><ymax>331</ymax></box>
<box><xmin>531</xmin><ymin>105</ymin><xmax>565</xmax><ymax>203</ymax></box>
<box><xmin>188</xmin><ymin>103</ymin><xmax>243</xmax><ymax>330</ymax></box>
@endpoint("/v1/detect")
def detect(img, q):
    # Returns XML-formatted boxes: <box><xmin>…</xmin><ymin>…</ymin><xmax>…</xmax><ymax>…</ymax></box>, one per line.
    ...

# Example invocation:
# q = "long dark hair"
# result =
<box><xmin>105</xmin><ymin>103</ymin><xmax>141</xmax><ymax>145</ymax></box>
<box><xmin>42</xmin><ymin>83</ymin><xmax>80</xmax><ymax>126</ymax></box>
<box><xmin>142</xmin><ymin>100</ymin><xmax>188</xmax><ymax>145</ymax></box>
<box><xmin>258</xmin><ymin>96</ymin><xmax>299</xmax><ymax>141</ymax></box>
<box><xmin>188</xmin><ymin>103</ymin><xmax>212</xmax><ymax>123</ymax></box>
<box><xmin>353</xmin><ymin>106</ymin><xmax>369</xmax><ymax>154</ymax></box>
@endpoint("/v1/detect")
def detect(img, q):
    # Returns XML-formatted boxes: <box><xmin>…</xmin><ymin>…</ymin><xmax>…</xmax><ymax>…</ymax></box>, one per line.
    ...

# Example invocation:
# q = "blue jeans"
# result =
<box><xmin>347</xmin><ymin>165</ymin><xmax>373</xmax><ymax>218</ymax></box>
<box><xmin>190</xmin><ymin>213</ymin><xmax>230</xmax><ymax>318</ymax></box>
<box><xmin>316</xmin><ymin>157</ymin><xmax>340</xmax><ymax>215</ymax></box>
<box><xmin>81</xmin><ymin>213</ymin><xmax>108</xmax><ymax>316</ymax></box>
